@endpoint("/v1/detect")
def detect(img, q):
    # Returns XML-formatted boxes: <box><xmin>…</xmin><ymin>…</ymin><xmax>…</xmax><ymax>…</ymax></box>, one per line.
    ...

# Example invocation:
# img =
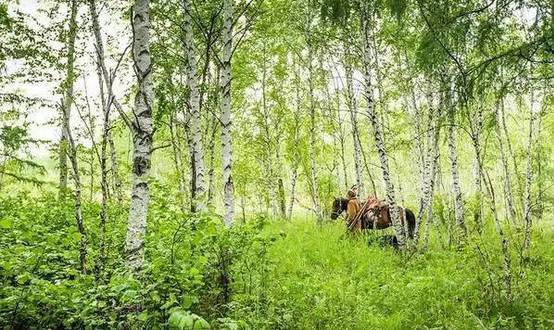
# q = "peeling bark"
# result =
<box><xmin>361</xmin><ymin>8</ymin><xmax>405</xmax><ymax>247</ymax></box>
<box><xmin>447</xmin><ymin>88</ymin><xmax>466</xmax><ymax>238</ymax></box>
<box><xmin>183</xmin><ymin>0</ymin><xmax>206</xmax><ymax>210</ymax></box>
<box><xmin>125</xmin><ymin>0</ymin><xmax>154</xmax><ymax>271</ymax></box>
<box><xmin>220</xmin><ymin>0</ymin><xmax>235</xmax><ymax>227</ymax></box>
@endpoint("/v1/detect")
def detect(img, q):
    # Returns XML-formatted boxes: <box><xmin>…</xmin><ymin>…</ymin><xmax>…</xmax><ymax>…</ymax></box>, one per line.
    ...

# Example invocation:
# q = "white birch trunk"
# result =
<box><xmin>447</xmin><ymin>93</ymin><xmax>466</xmax><ymax>238</ymax></box>
<box><xmin>361</xmin><ymin>10</ymin><xmax>405</xmax><ymax>247</ymax></box>
<box><xmin>125</xmin><ymin>0</ymin><xmax>154</xmax><ymax>271</ymax></box>
<box><xmin>495</xmin><ymin>97</ymin><xmax>516</xmax><ymax>222</ymax></box>
<box><xmin>220</xmin><ymin>0</ymin><xmax>235</xmax><ymax>227</ymax></box>
<box><xmin>59</xmin><ymin>0</ymin><xmax>79</xmax><ymax>198</ymax></box>
<box><xmin>88</xmin><ymin>0</ymin><xmax>112</xmax><ymax>270</ymax></box>
<box><xmin>183</xmin><ymin>0</ymin><xmax>206</xmax><ymax>210</ymax></box>
<box><xmin>417</xmin><ymin>92</ymin><xmax>437</xmax><ymax>222</ymax></box>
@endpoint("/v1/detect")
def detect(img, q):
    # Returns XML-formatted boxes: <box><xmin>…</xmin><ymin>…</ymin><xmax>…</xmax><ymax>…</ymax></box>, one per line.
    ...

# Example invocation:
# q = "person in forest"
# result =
<box><xmin>345</xmin><ymin>185</ymin><xmax>362</xmax><ymax>232</ymax></box>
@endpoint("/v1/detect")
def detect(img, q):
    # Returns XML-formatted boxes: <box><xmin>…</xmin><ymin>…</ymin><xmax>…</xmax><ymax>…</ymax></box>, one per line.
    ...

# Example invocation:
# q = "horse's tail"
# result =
<box><xmin>405</xmin><ymin>208</ymin><xmax>416</xmax><ymax>239</ymax></box>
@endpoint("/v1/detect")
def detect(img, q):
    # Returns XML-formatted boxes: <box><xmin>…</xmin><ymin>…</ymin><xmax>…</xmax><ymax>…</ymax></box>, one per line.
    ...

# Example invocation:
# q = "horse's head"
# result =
<box><xmin>330</xmin><ymin>197</ymin><xmax>348</xmax><ymax>220</ymax></box>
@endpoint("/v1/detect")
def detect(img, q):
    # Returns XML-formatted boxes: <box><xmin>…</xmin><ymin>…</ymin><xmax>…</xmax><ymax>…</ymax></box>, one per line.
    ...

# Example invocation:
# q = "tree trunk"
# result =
<box><xmin>66</xmin><ymin>119</ymin><xmax>88</xmax><ymax>274</ymax></box>
<box><xmin>58</xmin><ymin>0</ymin><xmax>79</xmax><ymax>199</ymax></box>
<box><xmin>418</xmin><ymin>91</ymin><xmax>440</xmax><ymax>248</ymax></box>
<box><xmin>417</xmin><ymin>91</ymin><xmax>438</xmax><ymax>223</ymax></box>
<box><xmin>206</xmin><ymin>116</ymin><xmax>218</xmax><ymax>206</ymax></box>
<box><xmin>495</xmin><ymin>96</ymin><xmax>516</xmax><ymax>222</ymax></box>
<box><xmin>447</xmin><ymin>91</ymin><xmax>466</xmax><ymax>238</ymax></box>
<box><xmin>521</xmin><ymin>93</ymin><xmax>535</xmax><ymax>264</ymax></box>
<box><xmin>500</xmin><ymin>96</ymin><xmax>523</xmax><ymax>206</ymax></box>
<box><xmin>169</xmin><ymin>113</ymin><xmax>188</xmax><ymax>210</ymax></box>
<box><xmin>306</xmin><ymin>38</ymin><xmax>322</xmax><ymax>222</ymax></box>
<box><xmin>183</xmin><ymin>0</ymin><xmax>206</xmax><ymax>210</ymax></box>
<box><xmin>361</xmin><ymin>9</ymin><xmax>405</xmax><ymax>247</ymax></box>
<box><xmin>220</xmin><ymin>0</ymin><xmax>235</xmax><ymax>228</ymax></box>
<box><xmin>483</xmin><ymin>171</ymin><xmax>512</xmax><ymax>302</ymax></box>
<box><xmin>59</xmin><ymin>0</ymin><xmax>87</xmax><ymax>273</ymax></box>
<box><xmin>471</xmin><ymin>106</ymin><xmax>484</xmax><ymax>233</ymax></box>
<box><xmin>108</xmin><ymin>133</ymin><xmax>123</xmax><ymax>202</ymax></box>
<box><xmin>88</xmin><ymin>0</ymin><xmax>112</xmax><ymax>272</ymax></box>
<box><xmin>260</xmin><ymin>48</ymin><xmax>279</xmax><ymax>216</ymax></box>
<box><xmin>344</xmin><ymin>45</ymin><xmax>364</xmax><ymax>197</ymax></box>
<box><xmin>125</xmin><ymin>0</ymin><xmax>154</xmax><ymax>271</ymax></box>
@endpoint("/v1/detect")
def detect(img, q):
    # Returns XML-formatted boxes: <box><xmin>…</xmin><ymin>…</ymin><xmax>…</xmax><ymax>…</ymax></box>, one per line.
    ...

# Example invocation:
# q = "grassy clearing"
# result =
<box><xmin>228</xmin><ymin>219</ymin><xmax>554</xmax><ymax>329</ymax></box>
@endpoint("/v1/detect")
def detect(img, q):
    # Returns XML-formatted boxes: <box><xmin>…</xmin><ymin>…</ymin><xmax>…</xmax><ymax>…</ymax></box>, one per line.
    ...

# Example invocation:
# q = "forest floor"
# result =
<box><xmin>1</xmin><ymin>194</ymin><xmax>554</xmax><ymax>329</ymax></box>
<box><xmin>232</xmin><ymin>218</ymin><xmax>554</xmax><ymax>329</ymax></box>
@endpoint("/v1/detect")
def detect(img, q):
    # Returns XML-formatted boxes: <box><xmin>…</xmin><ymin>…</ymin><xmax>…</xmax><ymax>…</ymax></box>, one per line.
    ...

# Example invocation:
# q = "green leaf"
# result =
<box><xmin>182</xmin><ymin>296</ymin><xmax>193</xmax><ymax>309</ymax></box>
<box><xmin>0</xmin><ymin>218</ymin><xmax>13</xmax><ymax>229</ymax></box>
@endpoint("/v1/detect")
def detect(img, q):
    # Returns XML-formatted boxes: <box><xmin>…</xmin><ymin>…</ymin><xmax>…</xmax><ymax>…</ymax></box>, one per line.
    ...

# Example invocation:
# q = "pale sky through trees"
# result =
<box><xmin>7</xmin><ymin>0</ymin><xmax>538</xmax><ymax>159</ymax></box>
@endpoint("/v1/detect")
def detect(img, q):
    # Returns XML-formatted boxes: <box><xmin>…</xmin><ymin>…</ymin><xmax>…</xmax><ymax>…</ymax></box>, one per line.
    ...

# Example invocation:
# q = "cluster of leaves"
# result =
<box><xmin>0</xmin><ymin>192</ymin><xmax>279</xmax><ymax>329</ymax></box>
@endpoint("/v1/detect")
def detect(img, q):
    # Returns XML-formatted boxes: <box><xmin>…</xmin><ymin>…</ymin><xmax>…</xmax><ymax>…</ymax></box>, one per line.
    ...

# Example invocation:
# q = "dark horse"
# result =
<box><xmin>331</xmin><ymin>197</ymin><xmax>416</xmax><ymax>238</ymax></box>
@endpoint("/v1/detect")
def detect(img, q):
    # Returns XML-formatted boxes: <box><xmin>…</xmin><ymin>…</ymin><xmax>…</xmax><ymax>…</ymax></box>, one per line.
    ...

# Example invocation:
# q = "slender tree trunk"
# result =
<box><xmin>206</xmin><ymin>116</ymin><xmax>218</xmax><ymax>206</ymax></box>
<box><xmin>369</xmin><ymin>16</ymin><xmax>387</xmax><ymax>129</ymax></box>
<box><xmin>183</xmin><ymin>0</ymin><xmax>206</xmax><ymax>210</ymax></box>
<box><xmin>483</xmin><ymin>172</ymin><xmax>512</xmax><ymax>302</ymax></box>
<box><xmin>59</xmin><ymin>0</ymin><xmax>79</xmax><ymax>199</ymax></box>
<box><xmin>471</xmin><ymin>106</ymin><xmax>484</xmax><ymax>233</ymax></box>
<box><xmin>183</xmin><ymin>112</ymin><xmax>197</xmax><ymax>210</ymax></box>
<box><xmin>260</xmin><ymin>49</ymin><xmax>279</xmax><ymax>216</ymax></box>
<box><xmin>66</xmin><ymin>121</ymin><xmax>88</xmax><ymax>274</ymax></box>
<box><xmin>417</xmin><ymin>92</ymin><xmax>437</xmax><ymax>222</ymax></box>
<box><xmin>306</xmin><ymin>39</ymin><xmax>322</xmax><ymax>222</ymax></box>
<box><xmin>108</xmin><ymin>133</ymin><xmax>122</xmax><ymax>202</ymax></box>
<box><xmin>521</xmin><ymin>93</ymin><xmax>535</xmax><ymax>264</ymax></box>
<box><xmin>59</xmin><ymin>0</ymin><xmax>87</xmax><ymax>273</ymax></box>
<box><xmin>495</xmin><ymin>96</ymin><xmax>516</xmax><ymax>222</ymax></box>
<box><xmin>125</xmin><ymin>0</ymin><xmax>154</xmax><ymax>271</ymax></box>
<box><xmin>447</xmin><ymin>92</ymin><xmax>466</xmax><ymax>238</ymax></box>
<box><xmin>220</xmin><ymin>0</ymin><xmax>235</xmax><ymax>227</ymax></box>
<box><xmin>288</xmin><ymin>68</ymin><xmax>302</xmax><ymax>220</ymax></box>
<box><xmin>500</xmin><ymin>96</ymin><xmax>522</xmax><ymax>205</ymax></box>
<box><xmin>89</xmin><ymin>0</ymin><xmax>112</xmax><ymax>271</ymax></box>
<box><xmin>344</xmin><ymin>46</ymin><xmax>364</xmax><ymax>197</ymax></box>
<box><xmin>88</xmin><ymin>0</ymin><xmax>123</xmax><ymax>206</ymax></box>
<box><xmin>170</xmin><ymin>113</ymin><xmax>187</xmax><ymax>210</ymax></box>
<box><xmin>334</xmin><ymin>91</ymin><xmax>349</xmax><ymax>192</ymax></box>
<box><xmin>361</xmin><ymin>9</ymin><xmax>405</xmax><ymax>247</ymax></box>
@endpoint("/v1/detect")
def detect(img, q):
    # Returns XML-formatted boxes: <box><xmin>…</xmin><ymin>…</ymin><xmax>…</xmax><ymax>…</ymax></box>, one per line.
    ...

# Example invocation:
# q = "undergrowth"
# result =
<box><xmin>1</xmin><ymin>193</ymin><xmax>553</xmax><ymax>329</ymax></box>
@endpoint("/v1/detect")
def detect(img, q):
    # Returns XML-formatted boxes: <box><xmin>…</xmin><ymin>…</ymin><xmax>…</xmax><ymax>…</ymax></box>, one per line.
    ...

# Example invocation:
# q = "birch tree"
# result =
<box><xmin>521</xmin><ymin>91</ymin><xmax>536</xmax><ymax>264</ymax></box>
<box><xmin>124</xmin><ymin>0</ymin><xmax>154</xmax><ymax>271</ymax></box>
<box><xmin>58</xmin><ymin>0</ymin><xmax>79</xmax><ymax>198</ymax></box>
<box><xmin>344</xmin><ymin>42</ymin><xmax>364</xmax><ymax>197</ymax></box>
<box><xmin>447</xmin><ymin>84</ymin><xmax>466</xmax><ymax>238</ymax></box>
<box><xmin>360</xmin><ymin>5</ymin><xmax>405</xmax><ymax>247</ymax></box>
<box><xmin>58</xmin><ymin>0</ymin><xmax>88</xmax><ymax>273</ymax></box>
<box><xmin>220</xmin><ymin>0</ymin><xmax>235</xmax><ymax>227</ymax></box>
<box><xmin>183</xmin><ymin>0</ymin><xmax>206</xmax><ymax>211</ymax></box>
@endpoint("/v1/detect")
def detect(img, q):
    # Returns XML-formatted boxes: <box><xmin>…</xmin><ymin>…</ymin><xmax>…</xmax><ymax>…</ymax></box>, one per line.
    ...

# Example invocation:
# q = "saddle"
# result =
<box><xmin>347</xmin><ymin>196</ymin><xmax>387</xmax><ymax>231</ymax></box>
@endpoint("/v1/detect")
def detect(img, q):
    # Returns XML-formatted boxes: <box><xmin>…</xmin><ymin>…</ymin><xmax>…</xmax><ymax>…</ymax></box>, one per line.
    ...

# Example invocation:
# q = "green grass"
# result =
<box><xmin>228</xmin><ymin>219</ymin><xmax>554</xmax><ymax>329</ymax></box>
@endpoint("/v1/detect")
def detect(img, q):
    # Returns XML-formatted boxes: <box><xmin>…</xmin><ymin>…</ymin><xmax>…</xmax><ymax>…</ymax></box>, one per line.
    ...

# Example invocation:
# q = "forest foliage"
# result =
<box><xmin>0</xmin><ymin>0</ymin><xmax>553</xmax><ymax>328</ymax></box>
